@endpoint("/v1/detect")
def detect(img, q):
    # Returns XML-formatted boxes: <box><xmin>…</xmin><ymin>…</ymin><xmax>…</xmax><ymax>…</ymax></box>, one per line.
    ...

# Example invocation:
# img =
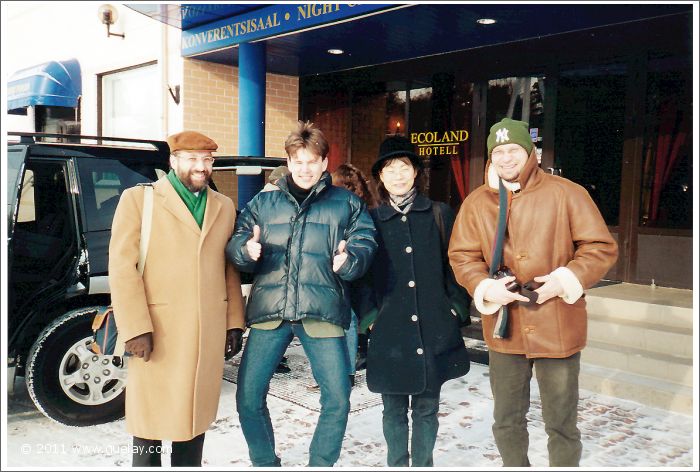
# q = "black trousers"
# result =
<box><xmin>132</xmin><ymin>433</ymin><xmax>205</xmax><ymax>467</ymax></box>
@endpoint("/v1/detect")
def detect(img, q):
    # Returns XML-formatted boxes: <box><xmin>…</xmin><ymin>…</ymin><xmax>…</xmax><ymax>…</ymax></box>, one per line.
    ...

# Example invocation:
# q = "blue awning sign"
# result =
<box><xmin>7</xmin><ymin>58</ymin><xmax>82</xmax><ymax>111</ymax></box>
<box><xmin>181</xmin><ymin>3</ymin><xmax>394</xmax><ymax>56</ymax></box>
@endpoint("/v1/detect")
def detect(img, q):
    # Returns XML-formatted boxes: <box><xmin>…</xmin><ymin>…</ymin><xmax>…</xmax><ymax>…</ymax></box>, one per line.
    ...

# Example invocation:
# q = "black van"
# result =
<box><xmin>6</xmin><ymin>132</ymin><xmax>283</xmax><ymax>426</ymax></box>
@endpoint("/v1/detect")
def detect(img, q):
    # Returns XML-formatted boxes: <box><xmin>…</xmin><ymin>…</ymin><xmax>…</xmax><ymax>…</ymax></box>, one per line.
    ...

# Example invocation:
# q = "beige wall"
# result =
<box><xmin>182</xmin><ymin>58</ymin><xmax>299</xmax><ymax>157</ymax></box>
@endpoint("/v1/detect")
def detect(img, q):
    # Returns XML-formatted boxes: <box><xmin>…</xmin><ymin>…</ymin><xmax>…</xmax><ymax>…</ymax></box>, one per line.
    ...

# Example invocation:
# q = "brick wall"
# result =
<box><xmin>182</xmin><ymin>58</ymin><xmax>298</xmax><ymax>202</ymax></box>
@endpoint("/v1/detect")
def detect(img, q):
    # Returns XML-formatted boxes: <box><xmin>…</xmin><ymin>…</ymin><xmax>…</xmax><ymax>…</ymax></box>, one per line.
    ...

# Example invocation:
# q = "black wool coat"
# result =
<box><xmin>355</xmin><ymin>194</ymin><xmax>470</xmax><ymax>395</ymax></box>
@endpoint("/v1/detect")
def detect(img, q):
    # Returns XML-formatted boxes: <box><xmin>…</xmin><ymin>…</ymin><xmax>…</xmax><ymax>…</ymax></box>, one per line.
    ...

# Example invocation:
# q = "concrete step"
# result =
<box><xmin>463</xmin><ymin>283</ymin><xmax>693</xmax><ymax>414</ymax></box>
<box><xmin>587</xmin><ymin>315</ymin><xmax>692</xmax><ymax>359</ymax></box>
<box><xmin>581</xmin><ymin>282</ymin><xmax>694</xmax><ymax>415</ymax></box>
<box><xmin>581</xmin><ymin>341</ymin><xmax>693</xmax><ymax>388</ymax></box>
<box><xmin>579</xmin><ymin>363</ymin><xmax>692</xmax><ymax>415</ymax></box>
<box><xmin>585</xmin><ymin>283</ymin><xmax>693</xmax><ymax>330</ymax></box>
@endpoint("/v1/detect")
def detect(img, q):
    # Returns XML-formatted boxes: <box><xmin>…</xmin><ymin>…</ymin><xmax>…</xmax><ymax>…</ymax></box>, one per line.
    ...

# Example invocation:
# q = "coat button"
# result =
<box><xmin>408</xmin><ymin>280</ymin><xmax>415</xmax><ymax>288</ymax></box>
<box><xmin>524</xmin><ymin>327</ymin><xmax>532</xmax><ymax>333</ymax></box>
<box><xmin>411</xmin><ymin>315</ymin><xmax>418</xmax><ymax>322</ymax></box>
<box><xmin>405</xmin><ymin>246</ymin><xmax>413</xmax><ymax>253</ymax></box>
<box><xmin>416</xmin><ymin>348</ymin><xmax>424</xmax><ymax>355</ymax></box>
<box><xmin>401</xmin><ymin>216</ymin><xmax>407</xmax><ymax>222</ymax></box>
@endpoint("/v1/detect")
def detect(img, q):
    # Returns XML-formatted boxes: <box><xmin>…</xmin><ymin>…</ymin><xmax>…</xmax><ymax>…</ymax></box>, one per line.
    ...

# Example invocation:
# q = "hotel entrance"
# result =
<box><xmin>300</xmin><ymin>18</ymin><xmax>692</xmax><ymax>288</ymax></box>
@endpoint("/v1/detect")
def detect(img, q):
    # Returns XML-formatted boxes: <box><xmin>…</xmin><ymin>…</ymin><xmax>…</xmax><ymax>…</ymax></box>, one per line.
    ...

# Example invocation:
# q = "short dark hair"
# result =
<box><xmin>373</xmin><ymin>157</ymin><xmax>426</xmax><ymax>203</ymax></box>
<box><xmin>331</xmin><ymin>163</ymin><xmax>377</xmax><ymax>208</ymax></box>
<box><xmin>284</xmin><ymin>120</ymin><xmax>329</xmax><ymax>160</ymax></box>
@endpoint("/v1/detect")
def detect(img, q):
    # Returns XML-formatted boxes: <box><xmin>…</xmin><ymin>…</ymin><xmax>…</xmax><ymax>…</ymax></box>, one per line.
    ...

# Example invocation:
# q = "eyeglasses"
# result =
<box><xmin>381</xmin><ymin>167</ymin><xmax>414</xmax><ymax>178</ymax></box>
<box><xmin>180</xmin><ymin>156</ymin><xmax>215</xmax><ymax>166</ymax></box>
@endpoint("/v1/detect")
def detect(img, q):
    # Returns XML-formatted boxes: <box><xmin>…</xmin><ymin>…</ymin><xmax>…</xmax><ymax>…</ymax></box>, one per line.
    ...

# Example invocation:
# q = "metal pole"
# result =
<box><xmin>238</xmin><ymin>42</ymin><xmax>266</xmax><ymax>208</ymax></box>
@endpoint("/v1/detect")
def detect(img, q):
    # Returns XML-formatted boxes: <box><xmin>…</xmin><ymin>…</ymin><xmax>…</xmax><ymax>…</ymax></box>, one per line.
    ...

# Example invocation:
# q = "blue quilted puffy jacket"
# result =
<box><xmin>226</xmin><ymin>172</ymin><xmax>377</xmax><ymax>329</ymax></box>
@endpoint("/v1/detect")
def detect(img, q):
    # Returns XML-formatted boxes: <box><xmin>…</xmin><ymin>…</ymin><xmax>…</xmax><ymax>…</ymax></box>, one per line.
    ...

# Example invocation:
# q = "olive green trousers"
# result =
<box><xmin>488</xmin><ymin>350</ymin><xmax>582</xmax><ymax>467</ymax></box>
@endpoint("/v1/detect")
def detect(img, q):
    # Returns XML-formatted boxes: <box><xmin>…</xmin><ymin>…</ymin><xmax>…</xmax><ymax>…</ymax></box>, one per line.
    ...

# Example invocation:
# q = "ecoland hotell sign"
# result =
<box><xmin>182</xmin><ymin>3</ymin><xmax>394</xmax><ymax>56</ymax></box>
<box><xmin>411</xmin><ymin>130</ymin><xmax>469</xmax><ymax>156</ymax></box>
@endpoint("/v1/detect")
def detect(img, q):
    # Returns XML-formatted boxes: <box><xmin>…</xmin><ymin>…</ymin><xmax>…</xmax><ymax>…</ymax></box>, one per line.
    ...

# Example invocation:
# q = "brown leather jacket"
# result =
<box><xmin>448</xmin><ymin>148</ymin><xmax>618</xmax><ymax>358</ymax></box>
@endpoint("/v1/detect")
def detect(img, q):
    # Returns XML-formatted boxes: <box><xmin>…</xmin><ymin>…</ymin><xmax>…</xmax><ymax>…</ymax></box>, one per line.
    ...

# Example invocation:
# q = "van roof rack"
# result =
<box><xmin>7</xmin><ymin>131</ymin><xmax>169</xmax><ymax>154</ymax></box>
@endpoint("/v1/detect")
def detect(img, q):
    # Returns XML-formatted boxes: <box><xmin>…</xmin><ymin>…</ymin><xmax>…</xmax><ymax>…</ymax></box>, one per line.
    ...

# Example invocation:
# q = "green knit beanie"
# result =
<box><xmin>487</xmin><ymin>118</ymin><xmax>533</xmax><ymax>156</ymax></box>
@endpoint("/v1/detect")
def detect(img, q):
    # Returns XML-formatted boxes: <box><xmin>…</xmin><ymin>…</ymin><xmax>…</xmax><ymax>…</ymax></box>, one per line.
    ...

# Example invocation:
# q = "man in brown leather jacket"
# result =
<box><xmin>448</xmin><ymin>118</ymin><xmax>618</xmax><ymax>466</ymax></box>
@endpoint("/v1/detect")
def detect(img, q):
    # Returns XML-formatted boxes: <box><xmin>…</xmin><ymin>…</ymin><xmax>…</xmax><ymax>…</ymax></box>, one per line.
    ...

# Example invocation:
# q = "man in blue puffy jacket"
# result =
<box><xmin>226</xmin><ymin>121</ymin><xmax>377</xmax><ymax>467</ymax></box>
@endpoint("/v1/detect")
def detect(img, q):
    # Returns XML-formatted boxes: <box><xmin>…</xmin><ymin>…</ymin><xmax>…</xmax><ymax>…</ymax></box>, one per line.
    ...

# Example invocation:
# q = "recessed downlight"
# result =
<box><xmin>476</xmin><ymin>18</ymin><xmax>496</xmax><ymax>25</ymax></box>
<box><xmin>327</xmin><ymin>48</ymin><xmax>344</xmax><ymax>55</ymax></box>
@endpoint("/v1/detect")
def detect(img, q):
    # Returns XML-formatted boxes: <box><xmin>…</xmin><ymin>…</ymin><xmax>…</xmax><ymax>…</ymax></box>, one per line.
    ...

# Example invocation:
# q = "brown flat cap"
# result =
<box><xmin>167</xmin><ymin>131</ymin><xmax>218</xmax><ymax>153</ymax></box>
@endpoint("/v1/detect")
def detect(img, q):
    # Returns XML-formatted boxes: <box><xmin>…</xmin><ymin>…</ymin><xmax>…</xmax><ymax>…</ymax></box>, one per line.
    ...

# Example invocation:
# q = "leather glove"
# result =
<box><xmin>225</xmin><ymin>328</ymin><xmax>244</xmax><ymax>360</ymax></box>
<box><xmin>124</xmin><ymin>332</ymin><xmax>153</xmax><ymax>362</ymax></box>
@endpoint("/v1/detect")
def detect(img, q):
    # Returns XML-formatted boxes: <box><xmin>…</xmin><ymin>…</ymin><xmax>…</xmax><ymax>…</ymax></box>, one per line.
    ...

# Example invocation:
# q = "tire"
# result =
<box><xmin>26</xmin><ymin>307</ymin><xmax>127</xmax><ymax>426</ymax></box>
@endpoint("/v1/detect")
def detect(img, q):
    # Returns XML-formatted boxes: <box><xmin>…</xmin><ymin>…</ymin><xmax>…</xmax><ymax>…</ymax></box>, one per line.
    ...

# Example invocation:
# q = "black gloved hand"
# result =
<box><xmin>125</xmin><ymin>332</ymin><xmax>153</xmax><ymax>362</ymax></box>
<box><xmin>225</xmin><ymin>328</ymin><xmax>244</xmax><ymax>360</ymax></box>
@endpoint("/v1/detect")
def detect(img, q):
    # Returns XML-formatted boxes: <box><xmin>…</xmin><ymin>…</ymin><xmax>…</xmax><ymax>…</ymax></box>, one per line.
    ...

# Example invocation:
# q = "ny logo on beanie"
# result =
<box><xmin>487</xmin><ymin>118</ymin><xmax>533</xmax><ymax>156</ymax></box>
<box><xmin>495</xmin><ymin>128</ymin><xmax>510</xmax><ymax>144</ymax></box>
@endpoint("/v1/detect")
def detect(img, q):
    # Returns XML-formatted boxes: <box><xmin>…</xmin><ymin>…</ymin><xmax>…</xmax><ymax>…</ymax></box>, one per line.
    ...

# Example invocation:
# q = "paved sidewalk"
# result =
<box><xmin>5</xmin><ymin>361</ymin><xmax>695</xmax><ymax>468</ymax></box>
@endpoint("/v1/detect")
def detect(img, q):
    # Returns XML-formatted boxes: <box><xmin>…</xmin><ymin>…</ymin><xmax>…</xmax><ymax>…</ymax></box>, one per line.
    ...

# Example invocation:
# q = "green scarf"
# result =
<box><xmin>167</xmin><ymin>170</ymin><xmax>207</xmax><ymax>228</ymax></box>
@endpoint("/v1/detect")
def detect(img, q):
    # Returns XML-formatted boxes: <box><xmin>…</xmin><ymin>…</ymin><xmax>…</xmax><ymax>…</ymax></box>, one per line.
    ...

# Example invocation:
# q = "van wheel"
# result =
<box><xmin>26</xmin><ymin>307</ymin><xmax>127</xmax><ymax>426</ymax></box>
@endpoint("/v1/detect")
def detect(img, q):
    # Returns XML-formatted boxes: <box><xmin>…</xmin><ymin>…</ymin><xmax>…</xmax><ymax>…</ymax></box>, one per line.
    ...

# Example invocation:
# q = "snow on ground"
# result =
<box><xmin>4</xmin><ymin>359</ymin><xmax>695</xmax><ymax>469</ymax></box>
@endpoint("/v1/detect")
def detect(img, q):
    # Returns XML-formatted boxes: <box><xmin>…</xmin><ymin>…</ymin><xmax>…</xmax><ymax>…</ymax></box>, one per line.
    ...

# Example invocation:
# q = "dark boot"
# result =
<box><xmin>132</xmin><ymin>437</ymin><xmax>162</xmax><ymax>467</ymax></box>
<box><xmin>171</xmin><ymin>433</ymin><xmax>205</xmax><ymax>467</ymax></box>
<box><xmin>275</xmin><ymin>355</ymin><xmax>291</xmax><ymax>374</ymax></box>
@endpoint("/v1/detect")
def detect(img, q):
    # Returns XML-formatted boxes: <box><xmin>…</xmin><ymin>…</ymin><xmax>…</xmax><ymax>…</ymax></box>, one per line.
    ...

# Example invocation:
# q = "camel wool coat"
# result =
<box><xmin>109</xmin><ymin>176</ymin><xmax>245</xmax><ymax>441</ymax></box>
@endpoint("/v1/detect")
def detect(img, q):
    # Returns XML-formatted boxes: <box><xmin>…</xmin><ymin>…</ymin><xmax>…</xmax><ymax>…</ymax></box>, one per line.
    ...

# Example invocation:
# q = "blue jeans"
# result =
<box><xmin>236</xmin><ymin>321</ymin><xmax>351</xmax><ymax>467</ymax></box>
<box><xmin>381</xmin><ymin>392</ymin><xmax>441</xmax><ymax>467</ymax></box>
<box><xmin>345</xmin><ymin>311</ymin><xmax>358</xmax><ymax>376</ymax></box>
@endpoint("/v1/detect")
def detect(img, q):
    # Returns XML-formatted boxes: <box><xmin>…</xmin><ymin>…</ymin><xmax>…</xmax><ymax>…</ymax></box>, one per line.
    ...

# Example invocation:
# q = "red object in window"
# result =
<box><xmin>450</xmin><ymin>144</ymin><xmax>470</xmax><ymax>200</ymax></box>
<box><xmin>649</xmin><ymin>101</ymin><xmax>688</xmax><ymax>222</ymax></box>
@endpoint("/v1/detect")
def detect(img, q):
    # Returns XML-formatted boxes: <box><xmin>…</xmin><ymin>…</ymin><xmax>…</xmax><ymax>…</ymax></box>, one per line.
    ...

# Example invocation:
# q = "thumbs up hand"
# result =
<box><xmin>246</xmin><ymin>225</ymin><xmax>262</xmax><ymax>261</ymax></box>
<box><xmin>333</xmin><ymin>240</ymin><xmax>348</xmax><ymax>273</ymax></box>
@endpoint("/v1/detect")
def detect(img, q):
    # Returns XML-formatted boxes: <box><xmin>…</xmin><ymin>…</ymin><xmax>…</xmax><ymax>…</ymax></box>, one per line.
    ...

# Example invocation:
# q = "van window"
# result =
<box><xmin>76</xmin><ymin>158</ymin><xmax>167</xmax><ymax>232</ymax></box>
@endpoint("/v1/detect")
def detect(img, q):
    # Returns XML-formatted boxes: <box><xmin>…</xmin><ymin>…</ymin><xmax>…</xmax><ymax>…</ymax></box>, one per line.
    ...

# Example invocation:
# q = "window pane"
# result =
<box><xmin>487</xmin><ymin>76</ymin><xmax>546</xmax><ymax>164</ymax></box>
<box><xmin>639</xmin><ymin>58</ymin><xmax>692</xmax><ymax>229</ymax></box>
<box><xmin>554</xmin><ymin>64</ymin><xmax>627</xmax><ymax>226</ymax></box>
<box><xmin>17</xmin><ymin>169</ymin><xmax>36</xmax><ymax>223</ymax></box>
<box><xmin>12</xmin><ymin>162</ymin><xmax>73</xmax><ymax>275</ymax></box>
<box><xmin>76</xmin><ymin>158</ymin><xmax>167</xmax><ymax>232</ymax></box>
<box><xmin>6</xmin><ymin>147</ymin><xmax>25</xmax><ymax>215</ymax></box>
<box><xmin>448</xmin><ymin>76</ymin><xmax>474</xmax><ymax>203</ymax></box>
<box><xmin>408</xmin><ymin>85</ymin><xmax>432</xmax><ymax>135</ymax></box>
<box><xmin>386</xmin><ymin>89</ymin><xmax>406</xmax><ymax>136</ymax></box>
<box><xmin>102</xmin><ymin>63</ymin><xmax>160</xmax><ymax>139</ymax></box>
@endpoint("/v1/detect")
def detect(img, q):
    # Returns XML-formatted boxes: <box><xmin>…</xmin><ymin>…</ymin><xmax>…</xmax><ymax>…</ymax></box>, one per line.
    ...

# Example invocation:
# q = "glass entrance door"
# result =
<box><xmin>487</xmin><ymin>76</ymin><xmax>546</xmax><ymax>165</ymax></box>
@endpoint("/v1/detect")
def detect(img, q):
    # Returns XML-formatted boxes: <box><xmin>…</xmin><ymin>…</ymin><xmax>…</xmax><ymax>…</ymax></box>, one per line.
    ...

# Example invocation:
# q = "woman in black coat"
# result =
<box><xmin>355</xmin><ymin>136</ymin><xmax>471</xmax><ymax>467</ymax></box>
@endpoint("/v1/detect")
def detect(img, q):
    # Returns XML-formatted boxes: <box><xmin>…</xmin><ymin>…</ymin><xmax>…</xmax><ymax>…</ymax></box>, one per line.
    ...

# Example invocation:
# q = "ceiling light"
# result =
<box><xmin>476</xmin><ymin>18</ymin><xmax>496</xmax><ymax>25</ymax></box>
<box><xmin>327</xmin><ymin>48</ymin><xmax>344</xmax><ymax>55</ymax></box>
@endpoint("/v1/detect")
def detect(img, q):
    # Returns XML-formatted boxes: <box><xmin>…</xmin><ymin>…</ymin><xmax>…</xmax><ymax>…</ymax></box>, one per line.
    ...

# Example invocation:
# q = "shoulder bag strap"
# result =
<box><xmin>137</xmin><ymin>185</ymin><xmax>154</xmax><ymax>275</ymax></box>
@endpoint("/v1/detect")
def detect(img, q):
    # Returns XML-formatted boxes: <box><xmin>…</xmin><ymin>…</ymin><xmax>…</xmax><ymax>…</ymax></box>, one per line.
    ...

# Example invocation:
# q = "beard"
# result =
<box><xmin>176</xmin><ymin>168</ymin><xmax>211</xmax><ymax>192</ymax></box>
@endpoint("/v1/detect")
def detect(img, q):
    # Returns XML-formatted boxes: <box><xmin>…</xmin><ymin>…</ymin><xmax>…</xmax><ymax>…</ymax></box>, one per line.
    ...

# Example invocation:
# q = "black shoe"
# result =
<box><xmin>275</xmin><ymin>356</ymin><xmax>291</xmax><ymax>374</ymax></box>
